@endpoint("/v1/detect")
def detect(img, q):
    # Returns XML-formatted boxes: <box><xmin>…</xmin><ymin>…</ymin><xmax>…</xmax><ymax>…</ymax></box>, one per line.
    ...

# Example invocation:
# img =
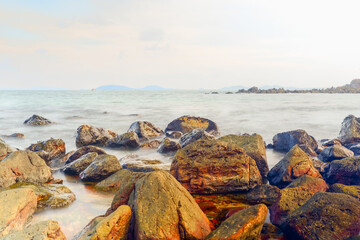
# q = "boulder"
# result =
<box><xmin>321</xmin><ymin>138</ymin><xmax>342</xmax><ymax>147</ymax></box>
<box><xmin>73</xmin><ymin>205</ymin><xmax>131</xmax><ymax>240</ymax></box>
<box><xmin>80</xmin><ymin>154</ymin><xmax>121</xmax><ymax>182</ymax></box>
<box><xmin>245</xmin><ymin>184</ymin><xmax>280</xmax><ymax>206</ymax></box>
<box><xmin>27</xmin><ymin>138</ymin><xmax>65</xmax><ymax>162</ymax></box>
<box><xmin>349</xmin><ymin>144</ymin><xmax>360</xmax><ymax>156</ymax></box>
<box><xmin>267</xmin><ymin>145</ymin><xmax>321</xmax><ymax>188</ymax></box>
<box><xmin>319</xmin><ymin>145</ymin><xmax>354</xmax><ymax>162</ymax></box>
<box><xmin>76</xmin><ymin>124</ymin><xmax>116</xmax><ymax>147</ymax></box>
<box><xmin>312</xmin><ymin>159</ymin><xmax>328</xmax><ymax>175</ymax></box>
<box><xmin>157</xmin><ymin>137</ymin><xmax>181</xmax><ymax>154</ymax></box>
<box><xmin>272</xmin><ymin>129</ymin><xmax>318</xmax><ymax>156</ymax></box>
<box><xmin>165</xmin><ymin>115</ymin><xmax>220</xmax><ymax>136</ymax></box>
<box><xmin>0</xmin><ymin>150</ymin><xmax>52</xmax><ymax>188</ymax></box>
<box><xmin>281</xmin><ymin>192</ymin><xmax>360</xmax><ymax>240</ymax></box>
<box><xmin>339</xmin><ymin>115</ymin><xmax>360</xmax><ymax>144</ymax></box>
<box><xmin>329</xmin><ymin>183</ymin><xmax>360</xmax><ymax>200</ymax></box>
<box><xmin>179</xmin><ymin>128</ymin><xmax>215</xmax><ymax>148</ymax></box>
<box><xmin>63</xmin><ymin>152</ymin><xmax>98</xmax><ymax>176</ymax></box>
<box><xmin>8</xmin><ymin>182</ymin><xmax>76</xmax><ymax>209</ymax></box>
<box><xmin>94</xmin><ymin>169</ymin><xmax>141</xmax><ymax>192</ymax></box>
<box><xmin>325</xmin><ymin>156</ymin><xmax>360</xmax><ymax>185</ymax></box>
<box><xmin>0</xmin><ymin>139</ymin><xmax>15</xmax><ymax>161</ymax></box>
<box><xmin>285</xmin><ymin>175</ymin><xmax>328</xmax><ymax>193</ymax></box>
<box><xmin>0</xmin><ymin>189</ymin><xmax>37</xmax><ymax>236</ymax></box>
<box><xmin>24</xmin><ymin>114</ymin><xmax>52</xmax><ymax>126</ymax></box>
<box><xmin>127</xmin><ymin>121</ymin><xmax>163</xmax><ymax>140</ymax></box>
<box><xmin>171</xmin><ymin>139</ymin><xmax>262</xmax><ymax>194</ymax></box>
<box><xmin>219</xmin><ymin>134</ymin><xmax>269</xmax><ymax>178</ymax></box>
<box><xmin>205</xmin><ymin>204</ymin><xmax>268</xmax><ymax>240</ymax></box>
<box><xmin>140</xmin><ymin>140</ymin><xmax>161</xmax><ymax>149</ymax></box>
<box><xmin>65</xmin><ymin>145</ymin><xmax>106</xmax><ymax>164</ymax></box>
<box><xmin>106</xmin><ymin>132</ymin><xmax>140</xmax><ymax>149</ymax></box>
<box><xmin>128</xmin><ymin>171</ymin><xmax>211</xmax><ymax>240</ymax></box>
<box><xmin>1</xmin><ymin>220</ymin><xmax>66</xmax><ymax>240</ymax></box>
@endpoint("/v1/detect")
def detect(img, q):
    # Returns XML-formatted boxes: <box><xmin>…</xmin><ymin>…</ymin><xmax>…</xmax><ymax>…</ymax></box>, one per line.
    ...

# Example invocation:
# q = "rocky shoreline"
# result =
<box><xmin>1</xmin><ymin>114</ymin><xmax>360</xmax><ymax>239</ymax></box>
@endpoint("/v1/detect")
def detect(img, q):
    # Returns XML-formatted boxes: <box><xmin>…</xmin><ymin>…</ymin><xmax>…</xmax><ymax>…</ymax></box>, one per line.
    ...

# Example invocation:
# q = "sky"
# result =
<box><xmin>1</xmin><ymin>0</ymin><xmax>360</xmax><ymax>90</ymax></box>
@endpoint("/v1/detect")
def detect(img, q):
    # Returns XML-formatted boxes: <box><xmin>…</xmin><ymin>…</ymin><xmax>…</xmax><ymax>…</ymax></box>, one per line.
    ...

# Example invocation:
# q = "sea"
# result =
<box><xmin>0</xmin><ymin>90</ymin><xmax>359</xmax><ymax>238</ymax></box>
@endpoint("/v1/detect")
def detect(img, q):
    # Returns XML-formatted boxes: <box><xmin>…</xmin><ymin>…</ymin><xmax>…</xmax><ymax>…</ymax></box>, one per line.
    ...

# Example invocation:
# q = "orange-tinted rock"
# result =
<box><xmin>171</xmin><ymin>139</ymin><xmax>262</xmax><ymax>194</ymax></box>
<box><xmin>27</xmin><ymin>138</ymin><xmax>65</xmax><ymax>162</ymax></box>
<box><xmin>165</xmin><ymin>115</ymin><xmax>220</xmax><ymax>136</ymax></box>
<box><xmin>205</xmin><ymin>204</ymin><xmax>268</xmax><ymax>240</ymax></box>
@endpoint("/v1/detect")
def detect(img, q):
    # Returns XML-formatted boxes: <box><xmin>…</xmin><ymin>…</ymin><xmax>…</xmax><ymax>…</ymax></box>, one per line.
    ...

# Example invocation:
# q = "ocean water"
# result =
<box><xmin>0</xmin><ymin>90</ymin><xmax>359</xmax><ymax>238</ymax></box>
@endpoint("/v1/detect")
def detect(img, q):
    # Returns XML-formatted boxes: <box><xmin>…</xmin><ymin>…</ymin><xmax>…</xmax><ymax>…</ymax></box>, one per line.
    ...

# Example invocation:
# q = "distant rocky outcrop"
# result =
<box><xmin>24</xmin><ymin>114</ymin><xmax>53</xmax><ymax>126</ymax></box>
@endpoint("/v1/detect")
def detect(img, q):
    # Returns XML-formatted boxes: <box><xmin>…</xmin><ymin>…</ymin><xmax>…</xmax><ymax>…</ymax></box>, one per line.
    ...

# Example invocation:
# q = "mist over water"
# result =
<box><xmin>0</xmin><ymin>90</ymin><xmax>359</xmax><ymax>238</ymax></box>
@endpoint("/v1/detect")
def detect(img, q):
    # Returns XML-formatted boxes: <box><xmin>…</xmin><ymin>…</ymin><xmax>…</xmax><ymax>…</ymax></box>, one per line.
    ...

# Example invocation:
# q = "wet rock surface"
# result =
<box><xmin>24</xmin><ymin>114</ymin><xmax>53</xmax><ymax>126</ymax></box>
<box><xmin>65</xmin><ymin>145</ymin><xmax>106</xmax><ymax>164</ymax></box>
<box><xmin>245</xmin><ymin>184</ymin><xmax>280</xmax><ymax>206</ymax></box>
<box><xmin>319</xmin><ymin>145</ymin><xmax>354</xmax><ymax>162</ymax></box>
<box><xmin>165</xmin><ymin>115</ymin><xmax>220</xmax><ymax>136</ymax></box>
<box><xmin>106</xmin><ymin>132</ymin><xmax>140</xmax><ymax>149</ymax></box>
<box><xmin>127</xmin><ymin>121</ymin><xmax>163</xmax><ymax>140</ymax></box>
<box><xmin>157</xmin><ymin>137</ymin><xmax>181</xmax><ymax>154</ymax></box>
<box><xmin>325</xmin><ymin>156</ymin><xmax>360</xmax><ymax>185</ymax></box>
<box><xmin>63</xmin><ymin>152</ymin><xmax>98</xmax><ymax>176</ymax></box>
<box><xmin>179</xmin><ymin>128</ymin><xmax>215</xmax><ymax>148</ymax></box>
<box><xmin>339</xmin><ymin>115</ymin><xmax>360</xmax><ymax>144</ymax></box>
<box><xmin>79</xmin><ymin>154</ymin><xmax>121</xmax><ymax>182</ymax></box>
<box><xmin>94</xmin><ymin>169</ymin><xmax>141</xmax><ymax>192</ymax></box>
<box><xmin>27</xmin><ymin>138</ymin><xmax>66</xmax><ymax>162</ymax></box>
<box><xmin>76</xmin><ymin>124</ymin><xmax>116</xmax><ymax>147</ymax></box>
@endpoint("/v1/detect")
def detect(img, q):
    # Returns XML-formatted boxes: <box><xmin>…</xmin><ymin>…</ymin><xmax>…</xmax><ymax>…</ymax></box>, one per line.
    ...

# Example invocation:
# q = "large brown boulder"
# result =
<box><xmin>65</xmin><ymin>145</ymin><xmax>106</xmax><ymax>164</ymax></box>
<box><xmin>63</xmin><ymin>152</ymin><xmax>98</xmax><ymax>176</ymax></box>
<box><xmin>0</xmin><ymin>150</ymin><xmax>52</xmax><ymax>188</ymax></box>
<box><xmin>80</xmin><ymin>154</ymin><xmax>121</xmax><ymax>182</ymax></box>
<box><xmin>165</xmin><ymin>115</ymin><xmax>219</xmax><ymax>136</ymax></box>
<box><xmin>171</xmin><ymin>139</ymin><xmax>262</xmax><ymax>194</ymax></box>
<box><xmin>219</xmin><ymin>133</ymin><xmax>269</xmax><ymax>178</ymax></box>
<box><xmin>205</xmin><ymin>204</ymin><xmax>268</xmax><ymax>240</ymax></box>
<box><xmin>24</xmin><ymin>114</ymin><xmax>52</xmax><ymax>126</ymax></box>
<box><xmin>1</xmin><ymin>220</ymin><xmax>66</xmax><ymax>240</ymax></box>
<box><xmin>127</xmin><ymin>121</ymin><xmax>163</xmax><ymax>140</ymax></box>
<box><xmin>27</xmin><ymin>138</ymin><xmax>66</xmax><ymax>162</ymax></box>
<box><xmin>319</xmin><ymin>145</ymin><xmax>354</xmax><ymax>162</ymax></box>
<box><xmin>272</xmin><ymin>129</ymin><xmax>318</xmax><ymax>156</ymax></box>
<box><xmin>128</xmin><ymin>171</ymin><xmax>212</xmax><ymax>240</ymax></box>
<box><xmin>339</xmin><ymin>115</ymin><xmax>360</xmax><ymax>144</ymax></box>
<box><xmin>281</xmin><ymin>192</ymin><xmax>360</xmax><ymax>240</ymax></box>
<box><xmin>325</xmin><ymin>156</ymin><xmax>360</xmax><ymax>185</ymax></box>
<box><xmin>76</xmin><ymin>124</ymin><xmax>116</xmax><ymax>147</ymax></box>
<box><xmin>73</xmin><ymin>205</ymin><xmax>131</xmax><ymax>240</ymax></box>
<box><xmin>0</xmin><ymin>188</ymin><xmax>37</xmax><ymax>237</ymax></box>
<box><xmin>267</xmin><ymin>145</ymin><xmax>322</xmax><ymax>188</ymax></box>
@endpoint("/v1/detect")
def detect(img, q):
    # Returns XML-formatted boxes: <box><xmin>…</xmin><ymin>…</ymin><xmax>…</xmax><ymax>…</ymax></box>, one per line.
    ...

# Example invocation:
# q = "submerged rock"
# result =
<box><xmin>0</xmin><ymin>188</ymin><xmax>37</xmax><ymax>237</ymax></box>
<box><xmin>281</xmin><ymin>192</ymin><xmax>360</xmax><ymax>240</ymax></box>
<box><xmin>127</xmin><ymin>121</ymin><xmax>163</xmax><ymax>140</ymax></box>
<box><xmin>76</xmin><ymin>124</ymin><xmax>116</xmax><ymax>147</ymax></box>
<box><xmin>319</xmin><ymin>145</ymin><xmax>354</xmax><ymax>162</ymax></box>
<box><xmin>325</xmin><ymin>156</ymin><xmax>360</xmax><ymax>185</ymax></box>
<box><xmin>63</xmin><ymin>152</ymin><xmax>98</xmax><ymax>176</ymax></box>
<box><xmin>65</xmin><ymin>145</ymin><xmax>106</xmax><ymax>164</ymax></box>
<box><xmin>205</xmin><ymin>204</ymin><xmax>268</xmax><ymax>240</ymax></box>
<box><xmin>165</xmin><ymin>115</ymin><xmax>220</xmax><ymax>136</ymax></box>
<box><xmin>1</xmin><ymin>220</ymin><xmax>66</xmax><ymax>240</ymax></box>
<box><xmin>106</xmin><ymin>132</ymin><xmax>140</xmax><ymax>149</ymax></box>
<box><xmin>171</xmin><ymin>139</ymin><xmax>262</xmax><ymax>194</ymax></box>
<box><xmin>339</xmin><ymin>115</ymin><xmax>360</xmax><ymax>144</ymax></box>
<box><xmin>73</xmin><ymin>205</ymin><xmax>131</xmax><ymax>240</ymax></box>
<box><xmin>272</xmin><ymin>129</ymin><xmax>318</xmax><ymax>156</ymax></box>
<box><xmin>179</xmin><ymin>128</ymin><xmax>215</xmax><ymax>148</ymax></box>
<box><xmin>80</xmin><ymin>154</ymin><xmax>121</xmax><ymax>182</ymax></box>
<box><xmin>0</xmin><ymin>150</ymin><xmax>52</xmax><ymax>188</ymax></box>
<box><xmin>219</xmin><ymin>133</ymin><xmax>269</xmax><ymax>178</ymax></box>
<box><xmin>27</xmin><ymin>138</ymin><xmax>66</xmax><ymax>162</ymax></box>
<box><xmin>128</xmin><ymin>171</ymin><xmax>211</xmax><ymax>240</ymax></box>
<box><xmin>157</xmin><ymin>137</ymin><xmax>181</xmax><ymax>154</ymax></box>
<box><xmin>24</xmin><ymin>114</ymin><xmax>53</xmax><ymax>126</ymax></box>
<box><xmin>267</xmin><ymin>145</ymin><xmax>321</xmax><ymax>188</ymax></box>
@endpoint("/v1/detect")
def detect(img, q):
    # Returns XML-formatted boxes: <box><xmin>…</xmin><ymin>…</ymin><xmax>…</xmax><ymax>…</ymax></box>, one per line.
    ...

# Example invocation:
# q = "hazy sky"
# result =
<box><xmin>1</xmin><ymin>0</ymin><xmax>360</xmax><ymax>89</ymax></box>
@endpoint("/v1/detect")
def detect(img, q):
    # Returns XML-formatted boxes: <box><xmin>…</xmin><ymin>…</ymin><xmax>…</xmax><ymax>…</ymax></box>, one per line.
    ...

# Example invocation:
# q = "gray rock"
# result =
<box><xmin>157</xmin><ymin>137</ymin><xmax>181</xmax><ymax>154</ymax></box>
<box><xmin>106</xmin><ymin>132</ymin><xmax>140</xmax><ymax>149</ymax></box>
<box><xmin>80</xmin><ymin>154</ymin><xmax>121</xmax><ymax>182</ymax></box>
<box><xmin>349</xmin><ymin>144</ymin><xmax>360</xmax><ymax>156</ymax></box>
<box><xmin>127</xmin><ymin>121</ymin><xmax>163</xmax><ymax>140</ymax></box>
<box><xmin>65</xmin><ymin>145</ymin><xmax>106</xmax><ymax>164</ymax></box>
<box><xmin>319</xmin><ymin>145</ymin><xmax>354</xmax><ymax>162</ymax></box>
<box><xmin>63</xmin><ymin>152</ymin><xmax>98</xmax><ymax>176</ymax></box>
<box><xmin>325</xmin><ymin>156</ymin><xmax>360</xmax><ymax>185</ymax></box>
<box><xmin>24</xmin><ymin>115</ymin><xmax>53</xmax><ymax>126</ymax></box>
<box><xmin>179</xmin><ymin>128</ymin><xmax>215</xmax><ymax>148</ymax></box>
<box><xmin>339</xmin><ymin>115</ymin><xmax>360</xmax><ymax>144</ymax></box>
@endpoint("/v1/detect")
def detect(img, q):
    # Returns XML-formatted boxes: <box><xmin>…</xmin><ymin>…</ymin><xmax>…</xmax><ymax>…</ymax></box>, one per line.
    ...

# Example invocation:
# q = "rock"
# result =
<box><xmin>281</xmin><ymin>192</ymin><xmax>360</xmax><ymax>240</ymax></box>
<box><xmin>0</xmin><ymin>139</ymin><xmax>15</xmax><ymax>161</ymax></box>
<box><xmin>205</xmin><ymin>204</ymin><xmax>268</xmax><ymax>240</ymax></box>
<box><xmin>80</xmin><ymin>154</ymin><xmax>121</xmax><ymax>182</ymax></box>
<box><xmin>122</xmin><ymin>160</ymin><xmax>170</xmax><ymax>172</ymax></box>
<box><xmin>166</xmin><ymin>131</ymin><xmax>183</xmax><ymax>139</ymax></box>
<box><xmin>339</xmin><ymin>115</ymin><xmax>360</xmax><ymax>144</ymax></box>
<box><xmin>267</xmin><ymin>145</ymin><xmax>321</xmax><ymax>188</ymax></box>
<box><xmin>219</xmin><ymin>133</ymin><xmax>269</xmax><ymax>178</ymax></box>
<box><xmin>73</xmin><ymin>205</ymin><xmax>131</xmax><ymax>240</ymax></box>
<box><xmin>325</xmin><ymin>156</ymin><xmax>360</xmax><ymax>185</ymax></box>
<box><xmin>0</xmin><ymin>150</ymin><xmax>52</xmax><ymax>188</ymax></box>
<box><xmin>27</xmin><ymin>138</ymin><xmax>66</xmax><ymax>162</ymax></box>
<box><xmin>65</xmin><ymin>145</ymin><xmax>106</xmax><ymax>164</ymax></box>
<box><xmin>349</xmin><ymin>143</ymin><xmax>360</xmax><ymax>156</ymax></box>
<box><xmin>106</xmin><ymin>132</ymin><xmax>140</xmax><ymax>149</ymax></box>
<box><xmin>24</xmin><ymin>114</ymin><xmax>53</xmax><ymax>126</ymax></box>
<box><xmin>319</xmin><ymin>145</ymin><xmax>354</xmax><ymax>162</ymax></box>
<box><xmin>1</xmin><ymin>133</ymin><xmax>25</xmax><ymax>139</ymax></box>
<box><xmin>1</xmin><ymin>220</ymin><xmax>66</xmax><ymax>240</ymax></box>
<box><xmin>165</xmin><ymin>115</ymin><xmax>220</xmax><ymax>136</ymax></box>
<box><xmin>128</xmin><ymin>171</ymin><xmax>211</xmax><ymax>240</ymax></box>
<box><xmin>245</xmin><ymin>184</ymin><xmax>280</xmax><ymax>206</ymax></box>
<box><xmin>127</xmin><ymin>121</ymin><xmax>163</xmax><ymax>140</ymax></box>
<box><xmin>76</xmin><ymin>124</ymin><xmax>116</xmax><ymax>147</ymax></box>
<box><xmin>94</xmin><ymin>169</ymin><xmax>141</xmax><ymax>192</ymax></box>
<box><xmin>0</xmin><ymin>189</ymin><xmax>37</xmax><ymax>236</ymax></box>
<box><xmin>321</xmin><ymin>138</ymin><xmax>342</xmax><ymax>147</ymax></box>
<box><xmin>8</xmin><ymin>182</ymin><xmax>76</xmax><ymax>209</ymax></box>
<box><xmin>285</xmin><ymin>175</ymin><xmax>328</xmax><ymax>193</ymax></box>
<box><xmin>140</xmin><ymin>140</ymin><xmax>161</xmax><ymax>149</ymax></box>
<box><xmin>272</xmin><ymin>129</ymin><xmax>318</xmax><ymax>156</ymax></box>
<box><xmin>63</xmin><ymin>152</ymin><xmax>98</xmax><ymax>176</ymax></box>
<box><xmin>329</xmin><ymin>183</ymin><xmax>360</xmax><ymax>200</ymax></box>
<box><xmin>179</xmin><ymin>128</ymin><xmax>215</xmax><ymax>148</ymax></box>
<box><xmin>312</xmin><ymin>159</ymin><xmax>328</xmax><ymax>175</ymax></box>
<box><xmin>261</xmin><ymin>223</ymin><xmax>285</xmax><ymax>240</ymax></box>
<box><xmin>157</xmin><ymin>137</ymin><xmax>181</xmax><ymax>154</ymax></box>
<box><xmin>171</xmin><ymin>139</ymin><xmax>262</xmax><ymax>194</ymax></box>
